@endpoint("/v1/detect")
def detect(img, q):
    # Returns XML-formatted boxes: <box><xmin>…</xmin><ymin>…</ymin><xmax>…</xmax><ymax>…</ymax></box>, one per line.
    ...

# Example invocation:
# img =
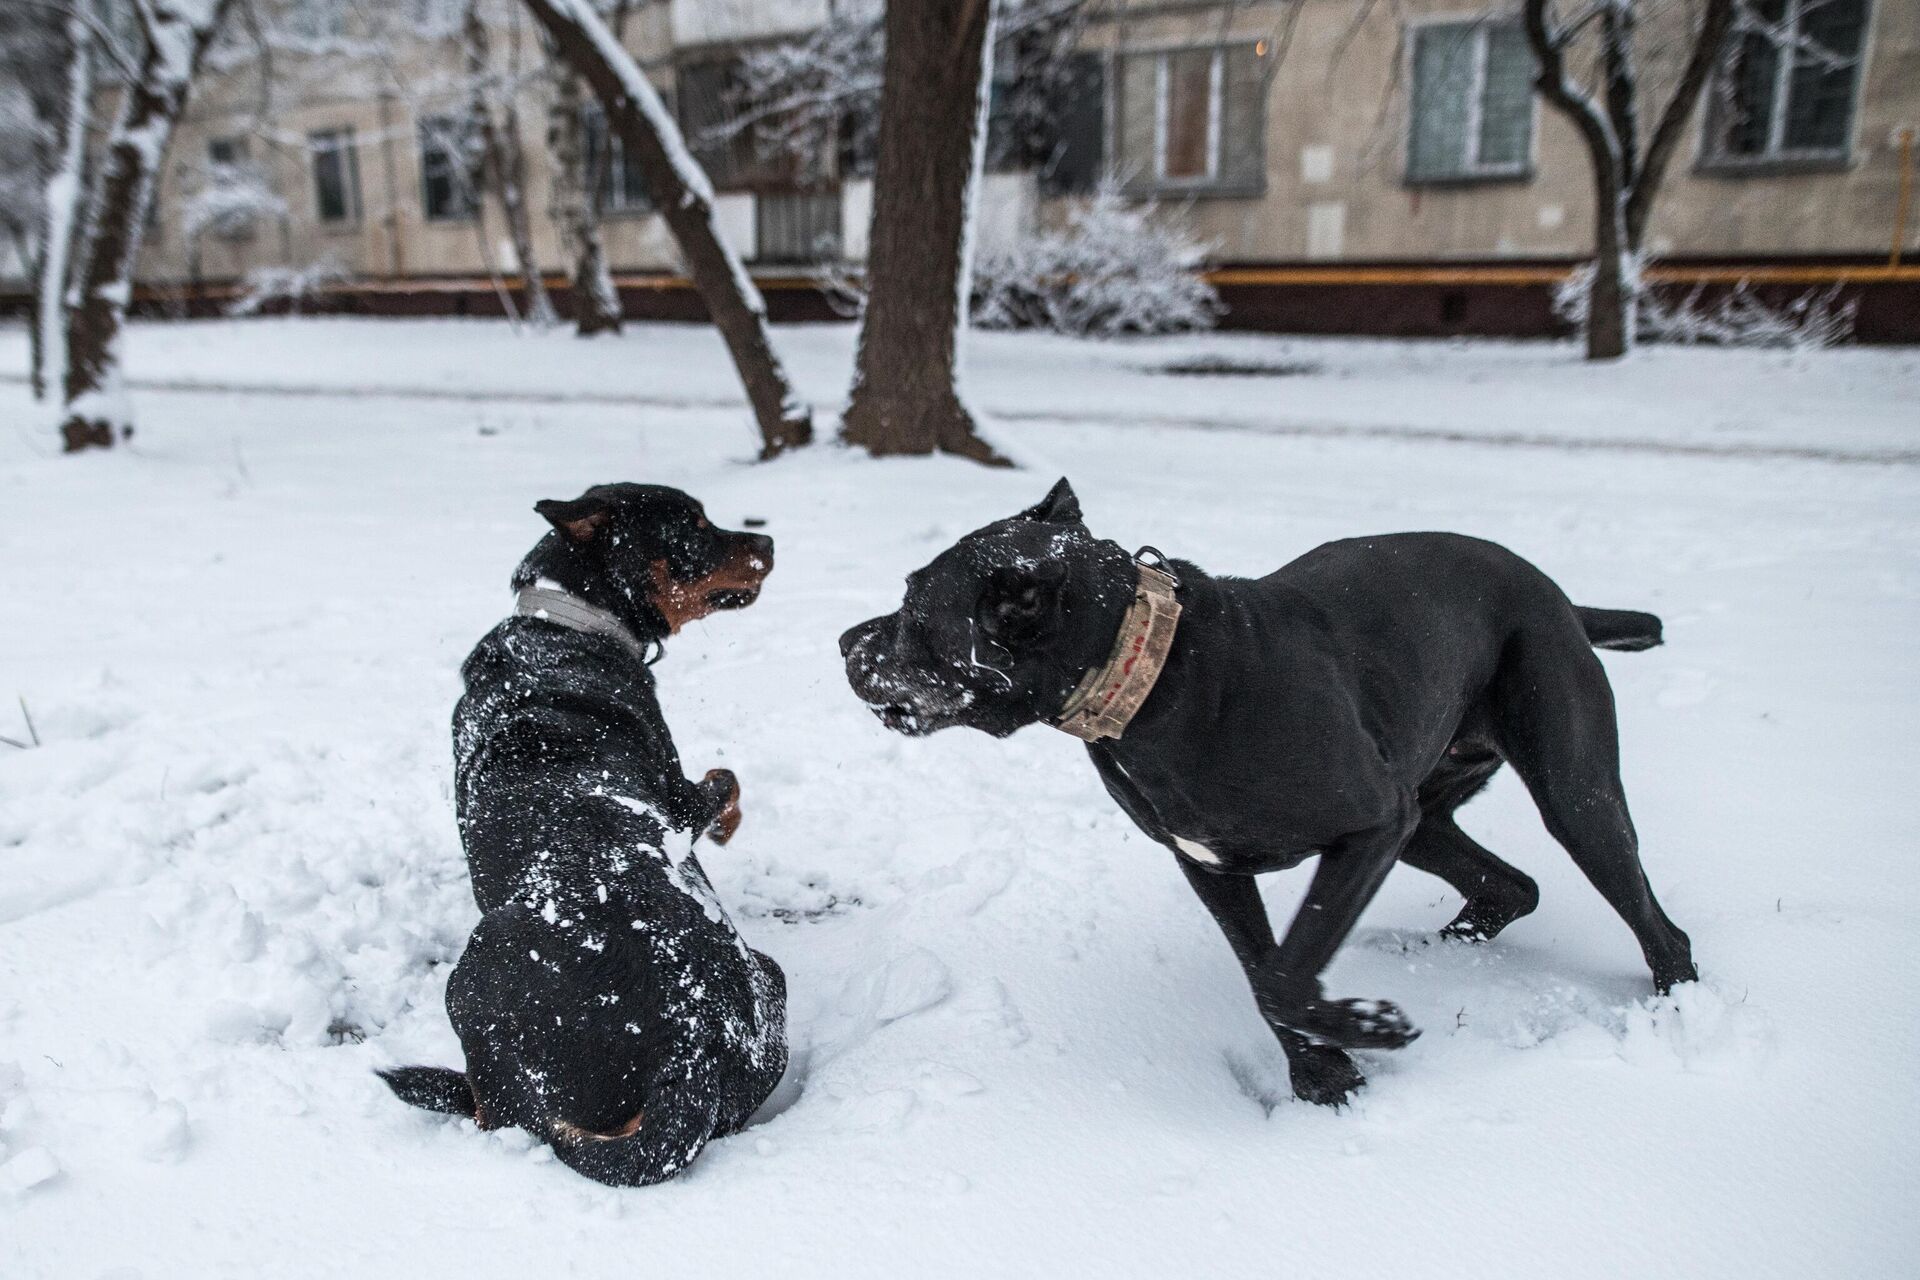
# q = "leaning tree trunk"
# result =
<box><xmin>466</xmin><ymin>0</ymin><xmax>557</xmax><ymax>327</ymax></box>
<box><xmin>547</xmin><ymin>63</ymin><xmax>622</xmax><ymax>336</ymax></box>
<box><xmin>31</xmin><ymin>7</ymin><xmax>92</xmax><ymax>402</ymax></box>
<box><xmin>519</xmin><ymin>0</ymin><xmax>811</xmax><ymax>456</ymax></box>
<box><xmin>840</xmin><ymin>0</ymin><xmax>1005</xmax><ymax>463</ymax></box>
<box><xmin>63</xmin><ymin>0</ymin><xmax>234</xmax><ymax>450</ymax></box>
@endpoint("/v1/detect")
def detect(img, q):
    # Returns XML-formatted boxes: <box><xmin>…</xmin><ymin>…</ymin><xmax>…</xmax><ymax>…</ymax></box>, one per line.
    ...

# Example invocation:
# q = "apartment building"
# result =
<box><xmin>108</xmin><ymin>0</ymin><xmax>1920</xmax><ymax>339</ymax></box>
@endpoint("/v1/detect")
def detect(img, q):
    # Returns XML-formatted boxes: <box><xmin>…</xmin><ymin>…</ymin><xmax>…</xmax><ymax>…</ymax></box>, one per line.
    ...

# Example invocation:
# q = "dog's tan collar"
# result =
<box><xmin>514</xmin><ymin>586</ymin><xmax>656</xmax><ymax>665</ymax></box>
<box><xmin>1053</xmin><ymin>549</ymin><xmax>1183</xmax><ymax>742</ymax></box>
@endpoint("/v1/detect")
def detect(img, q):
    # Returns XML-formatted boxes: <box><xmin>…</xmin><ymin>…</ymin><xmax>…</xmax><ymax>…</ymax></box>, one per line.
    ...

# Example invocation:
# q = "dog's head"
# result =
<box><xmin>839</xmin><ymin>478</ymin><xmax>1133</xmax><ymax>738</ymax></box>
<box><xmin>378</xmin><ymin>902</ymin><xmax>719</xmax><ymax>1186</ymax></box>
<box><xmin>522</xmin><ymin>483</ymin><xmax>774</xmax><ymax>637</ymax></box>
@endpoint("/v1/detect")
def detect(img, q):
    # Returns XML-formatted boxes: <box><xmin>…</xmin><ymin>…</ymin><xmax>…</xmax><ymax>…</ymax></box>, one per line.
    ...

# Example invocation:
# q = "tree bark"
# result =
<box><xmin>1524</xmin><ymin>0</ymin><xmax>1629</xmax><ymax>361</ymax></box>
<box><xmin>31</xmin><ymin>7</ymin><xmax>90</xmax><ymax>403</ymax></box>
<box><xmin>466</xmin><ymin>0</ymin><xmax>556</xmax><ymax>327</ymax></box>
<box><xmin>840</xmin><ymin>0</ymin><xmax>1006</xmax><ymax>464</ymax></box>
<box><xmin>519</xmin><ymin>0</ymin><xmax>811</xmax><ymax>457</ymax></box>
<box><xmin>547</xmin><ymin>62</ymin><xmax>622</xmax><ymax>336</ymax></box>
<box><xmin>62</xmin><ymin>0</ymin><xmax>234</xmax><ymax>451</ymax></box>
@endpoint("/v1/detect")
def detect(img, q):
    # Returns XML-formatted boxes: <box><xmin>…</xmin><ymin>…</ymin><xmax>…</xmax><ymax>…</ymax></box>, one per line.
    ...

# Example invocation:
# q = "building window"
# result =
<box><xmin>755</xmin><ymin>190</ymin><xmax>840</xmax><ymax>263</ymax></box>
<box><xmin>1158</xmin><ymin>47</ymin><xmax>1221</xmax><ymax>182</ymax></box>
<box><xmin>583</xmin><ymin>108</ymin><xmax>652</xmax><ymax>213</ymax></box>
<box><xmin>1705</xmin><ymin>0</ymin><xmax>1869</xmax><ymax>166</ymax></box>
<box><xmin>309</xmin><ymin>129</ymin><xmax>360</xmax><ymax>224</ymax></box>
<box><xmin>418</xmin><ymin>114</ymin><xmax>480</xmax><ymax>221</ymax></box>
<box><xmin>283</xmin><ymin>0</ymin><xmax>347</xmax><ymax>42</ymax></box>
<box><xmin>208</xmin><ymin>136</ymin><xmax>248</xmax><ymax>168</ymax></box>
<box><xmin>1405</xmin><ymin>20</ymin><xmax>1535</xmax><ymax>183</ymax></box>
<box><xmin>1117</xmin><ymin>43</ymin><xmax>1267</xmax><ymax>196</ymax></box>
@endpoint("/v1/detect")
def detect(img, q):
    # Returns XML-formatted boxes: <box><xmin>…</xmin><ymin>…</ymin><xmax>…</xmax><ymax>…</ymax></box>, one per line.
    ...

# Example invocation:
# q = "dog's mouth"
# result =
<box><xmin>706</xmin><ymin>588</ymin><xmax>759</xmax><ymax>611</ymax></box>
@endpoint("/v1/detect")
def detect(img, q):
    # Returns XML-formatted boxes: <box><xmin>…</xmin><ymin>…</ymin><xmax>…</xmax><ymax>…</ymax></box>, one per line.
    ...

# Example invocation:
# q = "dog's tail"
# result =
<box><xmin>1577</xmin><ymin>606</ymin><xmax>1663</xmax><ymax>652</ymax></box>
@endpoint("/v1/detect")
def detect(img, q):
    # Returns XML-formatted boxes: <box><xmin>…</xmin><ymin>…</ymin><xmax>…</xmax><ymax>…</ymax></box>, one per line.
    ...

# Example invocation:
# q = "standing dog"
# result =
<box><xmin>381</xmin><ymin>484</ymin><xmax>787</xmax><ymax>1185</ymax></box>
<box><xmin>840</xmin><ymin>479</ymin><xmax>1694</xmax><ymax>1106</ymax></box>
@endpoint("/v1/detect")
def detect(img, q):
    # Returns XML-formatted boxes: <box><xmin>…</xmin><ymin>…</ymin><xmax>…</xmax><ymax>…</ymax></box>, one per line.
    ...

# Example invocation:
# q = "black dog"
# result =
<box><xmin>381</xmin><ymin>484</ymin><xmax>788</xmax><ymax>1184</ymax></box>
<box><xmin>841</xmin><ymin>479</ymin><xmax>1694</xmax><ymax>1106</ymax></box>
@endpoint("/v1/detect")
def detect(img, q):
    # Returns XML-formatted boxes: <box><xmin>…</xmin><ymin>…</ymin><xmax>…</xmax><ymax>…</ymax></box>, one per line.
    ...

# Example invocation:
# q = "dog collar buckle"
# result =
<box><xmin>1053</xmin><ymin>551</ymin><xmax>1183</xmax><ymax>743</ymax></box>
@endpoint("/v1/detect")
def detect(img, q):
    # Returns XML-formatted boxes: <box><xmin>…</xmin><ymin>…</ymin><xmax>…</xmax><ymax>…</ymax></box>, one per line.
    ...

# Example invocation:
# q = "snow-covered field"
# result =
<box><xmin>1</xmin><ymin>319</ymin><xmax>1916</xmax><ymax>1278</ymax></box>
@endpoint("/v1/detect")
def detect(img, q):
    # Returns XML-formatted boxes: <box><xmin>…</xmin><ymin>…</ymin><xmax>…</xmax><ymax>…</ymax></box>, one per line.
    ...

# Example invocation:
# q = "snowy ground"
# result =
<box><xmin>1</xmin><ymin>319</ymin><xmax>1916</xmax><ymax>1278</ymax></box>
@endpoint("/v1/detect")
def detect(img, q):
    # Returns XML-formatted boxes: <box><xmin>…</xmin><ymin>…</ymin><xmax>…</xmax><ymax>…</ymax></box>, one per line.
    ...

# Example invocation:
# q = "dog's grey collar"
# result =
<box><xmin>513</xmin><ymin>586</ymin><xmax>655</xmax><ymax>665</ymax></box>
<box><xmin>1053</xmin><ymin>548</ymin><xmax>1182</xmax><ymax>743</ymax></box>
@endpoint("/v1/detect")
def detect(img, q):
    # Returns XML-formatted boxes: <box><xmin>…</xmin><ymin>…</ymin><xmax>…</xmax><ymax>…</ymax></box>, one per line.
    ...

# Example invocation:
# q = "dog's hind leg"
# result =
<box><xmin>1177</xmin><ymin>860</ymin><xmax>1364</xmax><ymax>1107</ymax></box>
<box><xmin>1400</xmin><ymin>817</ymin><xmax>1540</xmax><ymax>942</ymax></box>
<box><xmin>1402</xmin><ymin>753</ymin><xmax>1538</xmax><ymax>942</ymax></box>
<box><xmin>1492</xmin><ymin>635</ymin><xmax>1697</xmax><ymax>993</ymax></box>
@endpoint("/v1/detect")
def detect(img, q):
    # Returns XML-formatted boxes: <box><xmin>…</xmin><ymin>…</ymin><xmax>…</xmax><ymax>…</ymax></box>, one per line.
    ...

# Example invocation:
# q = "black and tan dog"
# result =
<box><xmin>841</xmin><ymin>479</ymin><xmax>1694</xmax><ymax>1106</ymax></box>
<box><xmin>381</xmin><ymin>484</ymin><xmax>787</xmax><ymax>1185</ymax></box>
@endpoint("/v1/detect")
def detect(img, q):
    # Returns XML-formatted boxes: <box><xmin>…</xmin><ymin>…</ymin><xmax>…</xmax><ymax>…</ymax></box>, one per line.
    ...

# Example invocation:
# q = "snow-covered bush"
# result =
<box><xmin>181</xmin><ymin>162</ymin><xmax>287</xmax><ymax>242</ymax></box>
<box><xmin>1554</xmin><ymin>256</ymin><xmax>1856</xmax><ymax>350</ymax></box>
<box><xmin>971</xmin><ymin>188</ymin><xmax>1221</xmax><ymax>337</ymax></box>
<box><xmin>227</xmin><ymin>258</ymin><xmax>351</xmax><ymax>316</ymax></box>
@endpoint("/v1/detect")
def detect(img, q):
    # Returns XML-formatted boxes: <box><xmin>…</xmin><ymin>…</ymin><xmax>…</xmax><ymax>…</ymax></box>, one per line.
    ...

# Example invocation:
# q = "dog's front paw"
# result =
<box><xmin>1262</xmin><ymin>991</ymin><xmax>1421</xmax><ymax>1052</ymax></box>
<box><xmin>1288</xmin><ymin>1045</ymin><xmax>1366</xmax><ymax>1107</ymax></box>
<box><xmin>702</xmin><ymin>768</ymin><xmax>742</xmax><ymax>845</ymax></box>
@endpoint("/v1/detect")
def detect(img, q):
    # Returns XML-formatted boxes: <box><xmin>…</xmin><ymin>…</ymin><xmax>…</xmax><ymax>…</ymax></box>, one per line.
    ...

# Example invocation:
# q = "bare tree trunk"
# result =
<box><xmin>1526</xmin><ymin>0</ymin><xmax>1736</xmax><ymax>360</ymax></box>
<box><xmin>466</xmin><ymin>0</ymin><xmax>556</xmax><ymax>327</ymax></box>
<box><xmin>547</xmin><ymin>62</ymin><xmax>621</xmax><ymax>335</ymax></box>
<box><xmin>1524</xmin><ymin>0</ymin><xmax>1629</xmax><ymax>361</ymax></box>
<box><xmin>63</xmin><ymin>0</ymin><xmax>234</xmax><ymax>451</ymax></box>
<box><xmin>519</xmin><ymin>0</ymin><xmax>811</xmax><ymax>456</ymax></box>
<box><xmin>840</xmin><ymin>0</ymin><xmax>1006</xmax><ymax>464</ymax></box>
<box><xmin>31</xmin><ymin>8</ymin><xmax>92</xmax><ymax>403</ymax></box>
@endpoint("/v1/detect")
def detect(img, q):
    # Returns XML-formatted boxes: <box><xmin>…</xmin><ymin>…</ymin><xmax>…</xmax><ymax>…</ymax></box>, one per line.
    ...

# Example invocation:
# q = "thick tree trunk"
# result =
<box><xmin>519</xmin><ymin>0</ymin><xmax>811</xmax><ymax>456</ymax></box>
<box><xmin>547</xmin><ymin>63</ymin><xmax>622</xmax><ymax>336</ymax></box>
<box><xmin>840</xmin><ymin>0</ymin><xmax>1005</xmax><ymax>464</ymax></box>
<box><xmin>1587</xmin><ymin>196</ymin><xmax>1630</xmax><ymax>361</ymax></box>
<box><xmin>32</xmin><ymin>9</ymin><xmax>92</xmax><ymax>403</ymax></box>
<box><xmin>466</xmin><ymin>1</ymin><xmax>556</xmax><ymax>327</ymax></box>
<box><xmin>63</xmin><ymin>0</ymin><xmax>234</xmax><ymax>451</ymax></box>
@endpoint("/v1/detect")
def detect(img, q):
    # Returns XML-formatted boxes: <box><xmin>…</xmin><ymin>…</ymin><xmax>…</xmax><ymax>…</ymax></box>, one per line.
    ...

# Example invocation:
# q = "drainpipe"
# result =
<box><xmin>1893</xmin><ymin>127</ymin><xmax>1914</xmax><ymax>270</ymax></box>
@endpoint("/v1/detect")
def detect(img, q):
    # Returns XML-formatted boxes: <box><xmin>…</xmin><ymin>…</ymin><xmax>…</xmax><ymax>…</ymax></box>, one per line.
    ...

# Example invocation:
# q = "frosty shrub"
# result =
<box><xmin>1554</xmin><ymin>256</ymin><xmax>1856</xmax><ymax>350</ymax></box>
<box><xmin>229</xmin><ymin>258</ymin><xmax>351</xmax><ymax>316</ymax></box>
<box><xmin>971</xmin><ymin>189</ymin><xmax>1221</xmax><ymax>337</ymax></box>
<box><xmin>181</xmin><ymin>162</ymin><xmax>287</xmax><ymax>242</ymax></box>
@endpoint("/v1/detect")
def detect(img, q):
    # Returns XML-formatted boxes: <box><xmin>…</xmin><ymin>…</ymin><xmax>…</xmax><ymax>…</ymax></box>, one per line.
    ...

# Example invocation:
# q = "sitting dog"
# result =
<box><xmin>840</xmin><ymin>479</ymin><xmax>1694</xmax><ymax>1106</ymax></box>
<box><xmin>380</xmin><ymin>484</ymin><xmax>787</xmax><ymax>1185</ymax></box>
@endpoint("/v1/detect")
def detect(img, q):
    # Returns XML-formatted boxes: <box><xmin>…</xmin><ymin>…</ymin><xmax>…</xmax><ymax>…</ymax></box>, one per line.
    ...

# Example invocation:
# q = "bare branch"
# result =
<box><xmin>1628</xmin><ymin>0</ymin><xmax>1734</xmax><ymax>247</ymax></box>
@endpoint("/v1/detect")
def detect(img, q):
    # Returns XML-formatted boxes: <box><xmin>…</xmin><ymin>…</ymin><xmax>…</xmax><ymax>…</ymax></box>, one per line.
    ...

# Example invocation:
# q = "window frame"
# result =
<box><xmin>1697</xmin><ymin>0</ymin><xmax>1873</xmax><ymax>174</ymax></box>
<box><xmin>582</xmin><ymin>106</ymin><xmax>653</xmax><ymax>217</ymax></box>
<box><xmin>1152</xmin><ymin>45</ymin><xmax>1224</xmax><ymax>187</ymax></box>
<box><xmin>417</xmin><ymin>113</ymin><xmax>481</xmax><ymax>223</ymax></box>
<box><xmin>1402</xmin><ymin>15</ymin><xmax>1538</xmax><ymax>187</ymax></box>
<box><xmin>308</xmin><ymin>128</ymin><xmax>361</xmax><ymax>227</ymax></box>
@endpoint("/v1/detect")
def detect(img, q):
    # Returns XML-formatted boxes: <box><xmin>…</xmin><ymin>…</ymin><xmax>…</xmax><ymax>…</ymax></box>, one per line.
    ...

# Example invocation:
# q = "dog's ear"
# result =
<box><xmin>1016</xmin><ymin>478</ymin><xmax>1081</xmax><ymax>525</ymax></box>
<box><xmin>979</xmin><ymin>562</ymin><xmax>1067</xmax><ymax>646</ymax></box>
<box><xmin>378</xmin><ymin>1066</ymin><xmax>479</xmax><ymax>1118</ymax></box>
<box><xmin>535</xmin><ymin>494</ymin><xmax>612</xmax><ymax>544</ymax></box>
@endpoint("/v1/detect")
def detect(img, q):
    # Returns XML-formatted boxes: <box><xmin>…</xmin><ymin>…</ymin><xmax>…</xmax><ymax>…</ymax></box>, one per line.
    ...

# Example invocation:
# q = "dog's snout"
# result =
<box><xmin>839</xmin><ymin>618</ymin><xmax>873</xmax><ymax>660</ymax></box>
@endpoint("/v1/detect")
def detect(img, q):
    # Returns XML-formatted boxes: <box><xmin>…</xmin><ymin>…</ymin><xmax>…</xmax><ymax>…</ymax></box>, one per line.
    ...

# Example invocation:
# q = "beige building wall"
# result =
<box><xmin>129</xmin><ymin>0</ymin><xmax>1919</xmax><ymax>293</ymax></box>
<box><xmin>1072</xmin><ymin>0</ymin><xmax>1917</xmax><ymax>263</ymax></box>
